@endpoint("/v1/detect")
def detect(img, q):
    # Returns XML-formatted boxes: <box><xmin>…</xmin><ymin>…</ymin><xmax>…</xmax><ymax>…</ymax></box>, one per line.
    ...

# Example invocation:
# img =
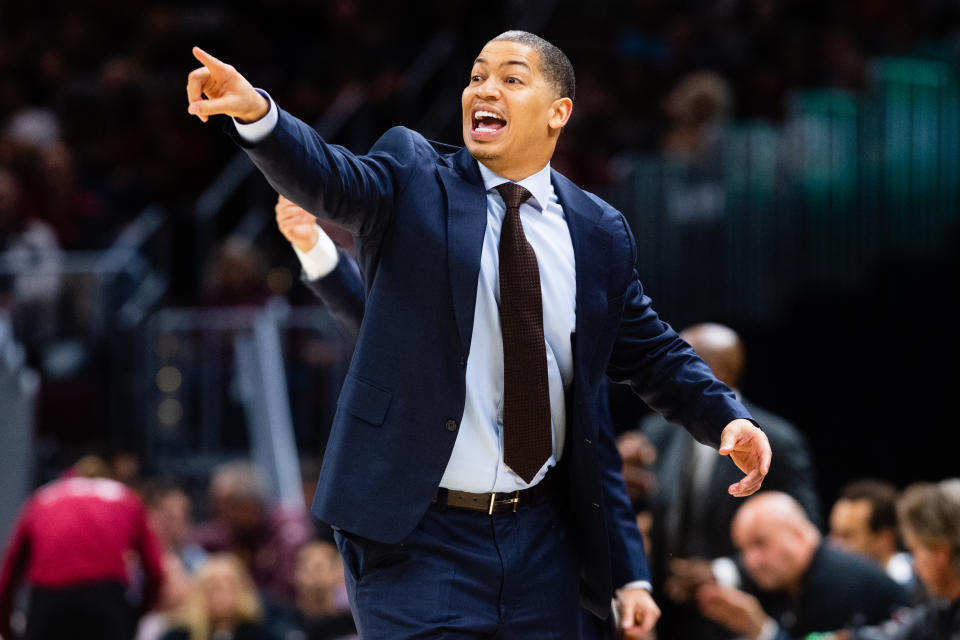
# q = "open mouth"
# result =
<box><xmin>471</xmin><ymin>108</ymin><xmax>507</xmax><ymax>139</ymax></box>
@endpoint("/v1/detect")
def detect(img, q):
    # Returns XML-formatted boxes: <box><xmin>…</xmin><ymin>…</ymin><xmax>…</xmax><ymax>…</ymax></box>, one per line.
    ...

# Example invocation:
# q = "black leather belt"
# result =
<box><xmin>433</xmin><ymin>474</ymin><xmax>556</xmax><ymax>514</ymax></box>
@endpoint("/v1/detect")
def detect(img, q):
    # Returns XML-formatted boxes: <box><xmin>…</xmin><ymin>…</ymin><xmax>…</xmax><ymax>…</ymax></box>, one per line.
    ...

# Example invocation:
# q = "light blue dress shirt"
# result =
<box><xmin>439</xmin><ymin>161</ymin><xmax>576</xmax><ymax>493</ymax></box>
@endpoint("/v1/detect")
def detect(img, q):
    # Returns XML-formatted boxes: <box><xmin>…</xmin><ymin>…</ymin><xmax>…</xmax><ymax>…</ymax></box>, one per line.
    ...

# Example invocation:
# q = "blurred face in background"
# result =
<box><xmin>201</xmin><ymin>558</ymin><xmax>244</xmax><ymax>625</ymax></box>
<box><xmin>149</xmin><ymin>489</ymin><xmax>193</xmax><ymax>550</ymax></box>
<box><xmin>829</xmin><ymin>498</ymin><xmax>875</xmax><ymax>558</ymax></box>
<box><xmin>733</xmin><ymin>511</ymin><xmax>807</xmax><ymax>591</ymax></box>
<box><xmin>295</xmin><ymin>542</ymin><xmax>344</xmax><ymax>595</ymax></box>
<box><xmin>903</xmin><ymin>528</ymin><xmax>950</xmax><ymax>597</ymax></box>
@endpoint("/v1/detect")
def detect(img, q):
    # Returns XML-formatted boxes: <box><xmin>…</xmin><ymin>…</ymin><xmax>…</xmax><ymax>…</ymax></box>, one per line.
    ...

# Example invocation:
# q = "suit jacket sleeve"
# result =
<box><xmin>605</xmin><ymin>216</ymin><xmax>752</xmax><ymax>448</ymax></box>
<box><xmin>227</xmin><ymin>109</ymin><xmax>421</xmax><ymax>242</ymax></box>
<box><xmin>597</xmin><ymin>380</ymin><xmax>651</xmax><ymax>587</ymax></box>
<box><xmin>301</xmin><ymin>250</ymin><xmax>366</xmax><ymax>338</ymax></box>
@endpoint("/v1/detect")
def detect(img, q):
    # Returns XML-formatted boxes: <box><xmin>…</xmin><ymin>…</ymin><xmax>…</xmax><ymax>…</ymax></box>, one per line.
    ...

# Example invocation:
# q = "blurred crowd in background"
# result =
<box><xmin>2</xmin><ymin>1</ymin><xmax>960</xmax><ymax>639</ymax></box>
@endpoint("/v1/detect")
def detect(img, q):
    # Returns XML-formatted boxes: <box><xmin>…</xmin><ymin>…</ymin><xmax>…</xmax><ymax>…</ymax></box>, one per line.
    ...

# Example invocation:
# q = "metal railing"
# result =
<box><xmin>0</xmin><ymin>313</ymin><xmax>39</xmax><ymax>543</ymax></box>
<box><xmin>604</xmin><ymin>57</ymin><xmax>960</xmax><ymax>327</ymax></box>
<box><xmin>140</xmin><ymin>300</ymin><xmax>353</xmax><ymax>505</ymax></box>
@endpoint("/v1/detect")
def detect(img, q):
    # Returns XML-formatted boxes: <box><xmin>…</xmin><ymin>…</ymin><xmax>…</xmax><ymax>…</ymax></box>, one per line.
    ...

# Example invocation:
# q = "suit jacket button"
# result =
<box><xmin>459</xmin><ymin>354</ymin><xmax>466</xmax><ymax>367</ymax></box>
<box><xmin>445</xmin><ymin>419</ymin><xmax>458</xmax><ymax>432</ymax></box>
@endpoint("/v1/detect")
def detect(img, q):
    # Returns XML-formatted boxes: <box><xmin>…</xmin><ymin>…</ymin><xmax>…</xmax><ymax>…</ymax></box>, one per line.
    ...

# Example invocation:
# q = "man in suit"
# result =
<box><xmin>275</xmin><ymin>195</ymin><xmax>621</xmax><ymax>639</ymax></box>
<box><xmin>621</xmin><ymin>323</ymin><xmax>819</xmax><ymax>637</ymax></box>
<box><xmin>690</xmin><ymin>492</ymin><xmax>909</xmax><ymax>640</ymax></box>
<box><xmin>186</xmin><ymin>30</ymin><xmax>771</xmax><ymax>638</ymax></box>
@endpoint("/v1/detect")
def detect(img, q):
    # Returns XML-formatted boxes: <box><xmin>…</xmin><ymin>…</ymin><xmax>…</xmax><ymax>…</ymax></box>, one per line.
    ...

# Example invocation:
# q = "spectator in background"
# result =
<box><xmin>0</xmin><ymin>455</ymin><xmax>165</xmax><ymax>640</ymax></box>
<box><xmin>194</xmin><ymin>462</ymin><xmax>311</xmax><ymax>606</ymax></box>
<box><xmin>662</xmin><ymin>70</ymin><xmax>732</xmax><ymax>171</ymax></box>
<box><xmin>660</xmin><ymin>72</ymin><xmax>733</xmax><ymax>323</ymax></box>
<box><xmin>201</xmin><ymin>237</ymin><xmax>271</xmax><ymax>307</ymax></box>
<box><xmin>843</xmin><ymin>479</ymin><xmax>960</xmax><ymax>639</ymax></box>
<box><xmin>672</xmin><ymin>492</ymin><xmax>908</xmax><ymax>640</ymax></box>
<box><xmin>270</xmin><ymin>541</ymin><xmax>356</xmax><ymax>640</ymax></box>
<box><xmin>136</xmin><ymin>552</ymin><xmax>192</xmax><ymax>640</ymax></box>
<box><xmin>623</xmin><ymin>322</ymin><xmax>820</xmax><ymax>639</ymax></box>
<box><xmin>144</xmin><ymin>480</ymin><xmax>207</xmax><ymax>573</ymax></box>
<box><xmin>830</xmin><ymin>479</ymin><xmax>916</xmax><ymax>592</ymax></box>
<box><xmin>160</xmin><ymin>553</ymin><xmax>273</xmax><ymax>640</ymax></box>
<box><xmin>0</xmin><ymin>166</ymin><xmax>63</xmax><ymax>364</ymax></box>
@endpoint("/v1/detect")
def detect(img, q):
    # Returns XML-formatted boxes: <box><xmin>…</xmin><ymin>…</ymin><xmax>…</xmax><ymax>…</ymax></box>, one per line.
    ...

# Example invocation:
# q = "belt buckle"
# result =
<box><xmin>488</xmin><ymin>490</ymin><xmax>521</xmax><ymax>514</ymax></box>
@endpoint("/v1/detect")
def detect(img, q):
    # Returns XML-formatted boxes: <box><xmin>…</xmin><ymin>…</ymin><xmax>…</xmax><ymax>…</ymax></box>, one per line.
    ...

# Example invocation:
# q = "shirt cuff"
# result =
<box><xmin>712</xmin><ymin>556</ymin><xmax>742</xmax><ymax>588</ymax></box>
<box><xmin>619</xmin><ymin>580</ymin><xmax>652</xmax><ymax>592</ymax></box>
<box><xmin>756</xmin><ymin>618</ymin><xmax>779</xmax><ymax>640</ymax></box>
<box><xmin>233</xmin><ymin>89</ymin><xmax>278</xmax><ymax>144</ymax></box>
<box><xmin>293</xmin><ymin>226</ymin><xmax>339</xmax><ymax>280</ymax></box>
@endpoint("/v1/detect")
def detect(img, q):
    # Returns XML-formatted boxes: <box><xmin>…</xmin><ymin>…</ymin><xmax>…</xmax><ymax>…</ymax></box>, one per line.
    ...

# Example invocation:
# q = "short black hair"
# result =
<box><xmin>839</xmin><ymin>479</ymin><xmax>900</xmax><ymax>533</ymax></box>
<box><xmin>489</xmin><ymin>30</ymin><xmax>575</xmax><ymax>101</ymax></box>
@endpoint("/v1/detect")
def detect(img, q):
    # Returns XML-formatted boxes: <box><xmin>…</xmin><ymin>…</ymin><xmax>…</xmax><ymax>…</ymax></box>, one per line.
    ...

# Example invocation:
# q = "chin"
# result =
<box><xmin>465</xmin><ymin>142</ymin><xmax>499</xmax><ymax>162</ymax></box>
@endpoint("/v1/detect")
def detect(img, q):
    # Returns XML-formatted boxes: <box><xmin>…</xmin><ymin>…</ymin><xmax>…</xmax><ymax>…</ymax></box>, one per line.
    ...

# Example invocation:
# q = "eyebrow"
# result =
<box><xmin>473</xmin><ymin>57</ymin><xmax>531</xmax><ymax>71</ymax></box>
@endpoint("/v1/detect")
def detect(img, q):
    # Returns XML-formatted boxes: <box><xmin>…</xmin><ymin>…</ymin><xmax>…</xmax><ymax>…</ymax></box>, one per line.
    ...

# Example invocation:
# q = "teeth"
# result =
<box><xmin>474</xmin><ymin>110</ymin><xmax>504</xmax><ymax>121</ymax></box>
<box><xmin>475</xmin><ymin>127</ymin><xmax>498</xmax><ymax>133</ymax></box>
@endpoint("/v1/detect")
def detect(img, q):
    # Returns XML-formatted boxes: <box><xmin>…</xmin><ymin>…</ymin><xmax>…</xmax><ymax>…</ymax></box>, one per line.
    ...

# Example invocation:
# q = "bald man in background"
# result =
<box><xmin>620</xmin><ymin>323</ymin><xmax>821</xmax><ymax>639</ymax></box>
<box><xmin>691</xmin><ymin>492</ymin><xmax>908</xmax><ymax>640</ymax></box>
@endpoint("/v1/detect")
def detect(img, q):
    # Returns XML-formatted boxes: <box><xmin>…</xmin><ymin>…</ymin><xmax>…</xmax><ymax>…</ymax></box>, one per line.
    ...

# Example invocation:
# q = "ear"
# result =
<box><xmin>548</xmin><ymin>97</ymin><xmax>573</xmax><ymax>131</ymax></box>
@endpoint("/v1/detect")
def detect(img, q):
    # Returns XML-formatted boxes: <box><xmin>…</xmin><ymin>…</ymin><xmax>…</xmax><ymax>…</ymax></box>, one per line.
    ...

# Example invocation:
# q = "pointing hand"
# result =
<box><xmin>186</xmin><ymin>47</ymin><xmax>269</xmax><ymax>123</ymax></box>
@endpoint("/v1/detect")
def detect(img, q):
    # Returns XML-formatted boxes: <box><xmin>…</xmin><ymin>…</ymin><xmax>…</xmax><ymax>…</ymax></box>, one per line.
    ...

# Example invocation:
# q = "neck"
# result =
<box><xmin>479</xmin><ymin>159</ymin><xmax>550</xmax><ymax>182</ymax></box>
<box><xmin>939</xmin><ymin>575</ymin><xmax>960</xmax><ymax>601</ymax></box>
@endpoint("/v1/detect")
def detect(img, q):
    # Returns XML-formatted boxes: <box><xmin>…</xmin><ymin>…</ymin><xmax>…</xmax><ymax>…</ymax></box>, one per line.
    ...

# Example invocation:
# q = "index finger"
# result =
<box><xmin>192</xmin><ymin>46</ymin><xmax>228</xmax><ymax>71</ymax></box>
<box><xmin>728</xmin><ymin>466</ymin><xmax>765</xmax><ymax>497</ymax></box>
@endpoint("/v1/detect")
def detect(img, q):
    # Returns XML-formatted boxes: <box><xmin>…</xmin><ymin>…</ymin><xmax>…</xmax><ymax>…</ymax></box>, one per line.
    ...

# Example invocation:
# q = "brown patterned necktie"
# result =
<box><xmin>496</xmin><ymin>182</ymin><xmax>552</xmax><ymax>483</ymax></box>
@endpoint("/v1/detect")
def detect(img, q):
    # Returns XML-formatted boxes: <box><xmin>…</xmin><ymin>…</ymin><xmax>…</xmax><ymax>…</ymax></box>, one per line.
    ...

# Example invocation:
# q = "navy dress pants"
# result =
<box><xmin>334</xmin><ymin>494</ymin><xmax>582</xmax><ymax>639</ymax></box>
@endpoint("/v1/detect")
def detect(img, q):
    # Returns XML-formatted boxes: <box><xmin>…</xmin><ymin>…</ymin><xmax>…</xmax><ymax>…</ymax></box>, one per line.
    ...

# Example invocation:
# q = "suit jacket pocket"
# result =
<box><xmin>339</xmin><ymin>374</ymin><xmax>393</xmax><ymax>426</ymax></box>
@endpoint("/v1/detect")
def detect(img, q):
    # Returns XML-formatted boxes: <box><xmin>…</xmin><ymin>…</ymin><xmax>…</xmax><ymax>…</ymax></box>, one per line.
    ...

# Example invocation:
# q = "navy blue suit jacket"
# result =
<box><xmin>231</xmin><ymin>110</ymin><xmax>753</xmax><ymax>616</ymax></box>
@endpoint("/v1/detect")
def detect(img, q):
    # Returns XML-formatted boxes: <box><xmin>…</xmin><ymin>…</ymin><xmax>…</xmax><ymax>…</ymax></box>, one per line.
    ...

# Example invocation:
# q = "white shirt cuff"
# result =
<box><xmin>233</xmin><ymin>89</ymin><xmax>278</xmax><ymax>144</ymax></box>
<box><xmin>756</xmin><ymin>618</ymin><xmax>779</xmax><ymax>640</ymax></box>
<box><xmin>293</xmin><ymin>226</ymin><xmax>339</xmax><ymax>280</ymax></box>
<box><xmin>712</xmin><ymin>556</ymin><xmax>742</xmax><ymax>588</ymax></box>
<box><xmin>619</xmin><ymin>580</ymin><xmax>652</xmax><ymax>592</ymax></box>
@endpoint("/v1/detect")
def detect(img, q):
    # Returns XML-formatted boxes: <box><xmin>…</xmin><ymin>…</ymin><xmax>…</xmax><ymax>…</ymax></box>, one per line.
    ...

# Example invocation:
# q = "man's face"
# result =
<box><xmin>733</xmin><ymin>518</ymin><xmax>803</xmax><ymax>591</ymax></box>
<box><xmin>829</xmin><ymin>499</ymin><xmax>876</xmax><ymax>559</ymax></box>
<box><xmin>903</xmin><ymin>529</ymin><xmax>950</xmax><ymax>597</ymax></box>
<box><xmin>461</xmin><ymin>40</ymin><xmax>569</xmax><ymax>176</ymax></box>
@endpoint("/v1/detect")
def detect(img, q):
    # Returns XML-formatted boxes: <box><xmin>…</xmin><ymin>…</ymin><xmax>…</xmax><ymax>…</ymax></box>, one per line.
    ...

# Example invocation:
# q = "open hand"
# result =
<box><xmin>719</xmin><ymin>419</ymin><xmax>771</xmax><ymax>497</ymax></box>
<box><xmin>186</xmin><ymin>47</ymin><xmax>269</xmax><ymax>123</ymax></box>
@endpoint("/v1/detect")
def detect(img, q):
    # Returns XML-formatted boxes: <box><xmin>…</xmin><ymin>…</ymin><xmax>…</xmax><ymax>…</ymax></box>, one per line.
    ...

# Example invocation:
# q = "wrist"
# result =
<box><xmin>236</xmin><ymin>93</ymin><xmax>270</xmax><ymax>124</ymax></box>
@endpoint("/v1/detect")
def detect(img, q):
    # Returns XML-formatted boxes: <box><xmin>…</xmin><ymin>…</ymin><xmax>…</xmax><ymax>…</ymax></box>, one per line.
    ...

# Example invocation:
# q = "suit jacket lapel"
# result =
<box><xmin>552</xmin><ymin>170</ymin><xmax>611</xmax><ymax>380</ymax></box>
<box><xmin>438</xmin><ymin>148</ymin><xmax>488</xmax><ymax>355</ymax></box>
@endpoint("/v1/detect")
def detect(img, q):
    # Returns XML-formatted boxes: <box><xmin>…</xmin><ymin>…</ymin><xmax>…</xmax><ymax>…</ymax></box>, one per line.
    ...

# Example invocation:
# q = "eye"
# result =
<box><xmin>506</xmin><ymin>76</ymin><xmax>520</xmax><ymax>84</ymax></box>
<box><xmin>471</xmin><ymin>74</ymin><xmax>483</xmax><ymax>83</ymax></box>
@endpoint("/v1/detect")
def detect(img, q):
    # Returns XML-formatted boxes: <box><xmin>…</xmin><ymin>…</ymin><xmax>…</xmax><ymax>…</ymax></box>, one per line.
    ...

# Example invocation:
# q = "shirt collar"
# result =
<box><xmin>476</xmin><ymin>161</ymin><xmax>553</xmax><ymax>213</ymax></box>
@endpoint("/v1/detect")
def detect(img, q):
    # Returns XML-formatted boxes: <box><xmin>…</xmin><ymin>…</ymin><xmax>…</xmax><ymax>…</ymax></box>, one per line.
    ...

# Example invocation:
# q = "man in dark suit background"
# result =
<box><xmin>691</xmin><ymin>492</ymin><xmax>908</xmax><ymax>640</ymax></box>
<box><xmin>186</xmin><ymin>30</ymin><xmax>772</xmax><ymax>638</ymax></box>
<box><xmin>622</xmin><ymin>322</ymin><xmax>820</xmax><ymax>639</ymax></box>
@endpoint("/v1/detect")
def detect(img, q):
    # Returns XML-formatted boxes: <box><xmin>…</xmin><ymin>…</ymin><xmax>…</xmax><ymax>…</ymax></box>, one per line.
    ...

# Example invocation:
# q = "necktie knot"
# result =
<box><xmin>496</xmin><ymin>182</ymin><xmax>532</xmax><ymax>211</ymax></box>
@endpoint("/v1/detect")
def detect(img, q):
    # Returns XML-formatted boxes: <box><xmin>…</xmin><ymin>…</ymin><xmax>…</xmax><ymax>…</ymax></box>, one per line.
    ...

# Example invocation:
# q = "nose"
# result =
<box><xmin>476</xmin><ymin>76</ymin><xmax>500</xmax><ymax>99</ymax></box>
